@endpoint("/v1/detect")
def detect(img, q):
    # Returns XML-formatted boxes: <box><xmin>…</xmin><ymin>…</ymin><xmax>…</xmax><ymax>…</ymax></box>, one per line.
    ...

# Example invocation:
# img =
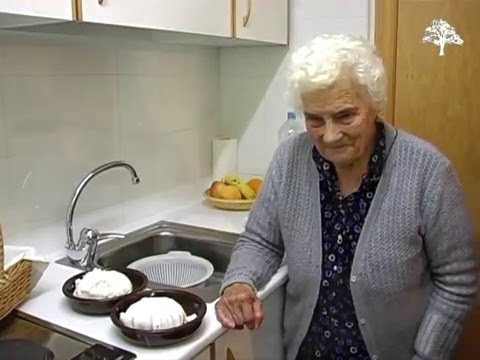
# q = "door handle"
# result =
<box><xmin>226</xmin><ymin>347</ymin><xmax>236</xmax><ymax>360</ymax></box>
<box><xmin>242</xmin><ymin>0</ymin><xmax>252</xmax><ymax>27</ymax></box>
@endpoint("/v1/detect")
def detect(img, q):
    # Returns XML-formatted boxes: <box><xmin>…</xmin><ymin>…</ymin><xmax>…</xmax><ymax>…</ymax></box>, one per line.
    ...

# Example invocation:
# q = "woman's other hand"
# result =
<box><xmin>215</xmin><ymin>283</ymin><xmax>263</xmax><ymax>330</ymax></box>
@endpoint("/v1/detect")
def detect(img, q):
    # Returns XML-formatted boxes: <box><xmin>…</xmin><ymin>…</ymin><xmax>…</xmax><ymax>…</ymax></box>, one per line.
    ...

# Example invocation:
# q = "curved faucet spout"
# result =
<box><xmin>65</xmin><ymin>161</ymin><xmax>140</xmax><ymax>265</ymax></box>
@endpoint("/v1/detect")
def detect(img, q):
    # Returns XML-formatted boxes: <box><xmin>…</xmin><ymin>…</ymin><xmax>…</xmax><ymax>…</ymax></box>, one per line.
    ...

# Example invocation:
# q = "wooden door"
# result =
<box><xmin>394</xmin><ymin>0</ymin><xmax>480</xmax><ymax>241</ymax></box>
<box><xmin>80</xmin><ymin>0</ymin><xmax>231</xmax><ymax>37</ymax></box>
<box><xmin>234</xmin><ymin>0</ymin><xmax>288</xmax><ymax>45</ymax></box>
<box><xmin>376</xmin><ymin>0</ymin><xmax>480</xmax><ymax>358</ymax></box>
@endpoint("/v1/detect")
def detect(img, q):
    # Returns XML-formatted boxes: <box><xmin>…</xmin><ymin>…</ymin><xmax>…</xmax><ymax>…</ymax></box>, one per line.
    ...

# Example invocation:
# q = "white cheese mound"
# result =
<box><xmin>73</xmin><ymin>268</ymin><xmax>133</xmax><ymax>299</ymax></box>
<box><xmin>119</xmin><ymin>297</ymin><xmax>189</xmax><ymax>330</ymax></box>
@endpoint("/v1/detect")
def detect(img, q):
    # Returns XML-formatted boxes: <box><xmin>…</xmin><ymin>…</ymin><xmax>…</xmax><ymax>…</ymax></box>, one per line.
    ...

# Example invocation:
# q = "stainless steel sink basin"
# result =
<box><xmin>57</xmin><ymin>221</ymin><xmax>239</xmax><ymax>302</ymax></box>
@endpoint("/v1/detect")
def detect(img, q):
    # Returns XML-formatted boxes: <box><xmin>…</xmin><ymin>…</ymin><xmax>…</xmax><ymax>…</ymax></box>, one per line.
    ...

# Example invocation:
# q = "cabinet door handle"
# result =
<box><xmin>242</xmin><ymin>0</ymin><xmax>252</xmax><ymax>27</ymax></box>
<box><xmin>226</xmin><ymin>347</ymin><xmax>236</xmax><ymax>360</ymax></box>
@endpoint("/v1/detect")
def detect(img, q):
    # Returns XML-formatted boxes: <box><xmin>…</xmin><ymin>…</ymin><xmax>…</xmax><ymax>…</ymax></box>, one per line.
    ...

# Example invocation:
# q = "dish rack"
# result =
<box><xmin>203</xmin><ymin>189</ymin><xmax>254</xmax><ymax>211</ymax></box>
<box><xmin>0</xmin><ymin>225</ymin><xmax>33</xmax><ymax>321</ymax></box>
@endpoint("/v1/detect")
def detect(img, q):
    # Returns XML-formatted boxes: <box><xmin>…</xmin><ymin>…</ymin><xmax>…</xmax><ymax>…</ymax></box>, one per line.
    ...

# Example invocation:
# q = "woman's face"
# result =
<box><xmin>301</xmin><ymin>72</ymin><xmax>378</xmax><ymax>169</ymax></box>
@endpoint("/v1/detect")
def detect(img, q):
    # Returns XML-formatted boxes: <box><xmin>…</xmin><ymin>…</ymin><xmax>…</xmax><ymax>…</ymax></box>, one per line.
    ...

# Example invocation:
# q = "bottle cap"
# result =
<box><xmin>287</xmin><ymin>112</ymin><xmax>296</xmax><ymax>121</ymax></box>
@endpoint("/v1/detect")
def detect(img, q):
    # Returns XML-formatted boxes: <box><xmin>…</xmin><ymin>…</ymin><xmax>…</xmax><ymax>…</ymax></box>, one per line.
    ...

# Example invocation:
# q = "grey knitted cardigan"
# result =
<box><xmin>221</xmin><ymin>123</ymin><xmax>478</xmax><ymax>360</ymax></box>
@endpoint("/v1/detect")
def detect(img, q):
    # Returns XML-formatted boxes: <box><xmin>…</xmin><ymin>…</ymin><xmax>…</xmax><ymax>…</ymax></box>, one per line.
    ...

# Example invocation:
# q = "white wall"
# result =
<box><xmin>220</xmin><ymin>0</ymin><xmax>371</xmax><ymax>177</ymax></box>
<box><xmin>0</xmin><ymin>0</ymin><xmax>372</xmax><ymax>237</ymax></box>
<box><xmin>0</xmin><ymin>38</ymin><xmax>220</xmax><ymax>236</ymax></box>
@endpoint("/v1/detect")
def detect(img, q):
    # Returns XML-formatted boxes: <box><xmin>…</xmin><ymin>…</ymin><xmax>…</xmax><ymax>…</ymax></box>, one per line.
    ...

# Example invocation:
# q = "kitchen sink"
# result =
<box><xmin>57</xmin><ymin>221</ymin><xmax>239</xmax><ymax>302</ymax></box>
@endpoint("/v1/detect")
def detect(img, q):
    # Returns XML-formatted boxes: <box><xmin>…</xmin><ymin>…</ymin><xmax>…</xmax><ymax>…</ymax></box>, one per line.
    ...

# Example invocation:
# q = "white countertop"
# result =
<box><xmin>14</xmin><ymin>181</ymin><xmax>289</xmax><ymax>360</ymax></box>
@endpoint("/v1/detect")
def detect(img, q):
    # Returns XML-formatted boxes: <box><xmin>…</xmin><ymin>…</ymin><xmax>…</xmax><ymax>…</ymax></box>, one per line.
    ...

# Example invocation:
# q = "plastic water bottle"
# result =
<box><xmin>278</xmin><ymin>111</ymin><xmax>302</xmax><ymax>143</ymax></box>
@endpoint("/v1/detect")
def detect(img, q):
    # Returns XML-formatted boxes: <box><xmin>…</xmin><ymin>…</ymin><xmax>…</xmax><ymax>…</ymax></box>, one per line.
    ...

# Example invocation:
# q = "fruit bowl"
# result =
<box><xmin>205</xmin><ymin>175</ymin><xmax>262</xmax><ymax>211</ymax></box>
<box><xmin>203</xmin><ymin>189</ymin><xmax>254</xmax><ymax>211</ymax></box>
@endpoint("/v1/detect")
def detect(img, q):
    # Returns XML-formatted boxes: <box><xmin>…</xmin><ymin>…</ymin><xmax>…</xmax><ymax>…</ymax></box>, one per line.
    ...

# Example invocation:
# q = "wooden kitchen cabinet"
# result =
<box><xmin>78</xmin><ymin>0</ymin><xmax>231</xmax><ymax>38</ymax></box>
<box><xmin>233</xmin><ymin>0</ymin><xmax>289</xmax><ymax>45</ymax></box>
<box><xmin>0</xmin><ymin>0</ymin><xmax>72</xmax><ymax>28</ymax></box>
<box><xmin>0</xmin><ymin>1</ymin><xmax>289</xmax><ymax>47</ymax></box>
<box><xmin>215</xmin><ymin>328</ymin><xmax>254</xmax><ymax>360</ymax></box>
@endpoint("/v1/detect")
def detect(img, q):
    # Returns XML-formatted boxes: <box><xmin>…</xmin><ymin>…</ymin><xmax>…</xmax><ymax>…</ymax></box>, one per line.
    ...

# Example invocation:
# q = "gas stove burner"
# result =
<box><xmin>0</xmin><ymin>338</ymin><xmax>54</xmax><ymax>359</ymax></box>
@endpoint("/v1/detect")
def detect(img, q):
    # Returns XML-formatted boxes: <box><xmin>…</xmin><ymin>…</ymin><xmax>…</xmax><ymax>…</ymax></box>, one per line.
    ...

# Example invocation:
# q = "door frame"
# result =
<box><xmin>374</xmin><ymin>0</ymin><xmax>399</xmax><ymax>123</ymax></box>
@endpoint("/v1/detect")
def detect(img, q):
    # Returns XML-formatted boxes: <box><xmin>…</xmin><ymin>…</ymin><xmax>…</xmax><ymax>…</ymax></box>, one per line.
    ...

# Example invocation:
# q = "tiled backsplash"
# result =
<box><xmin>0</xmin><ymin>0</ymin><xmax>372</xmax><ymax>238</ymax></box>
<box><xmin>0</xmin><ymin>40</ymin><xmax>220</xmax><ymax>236</ymax></box>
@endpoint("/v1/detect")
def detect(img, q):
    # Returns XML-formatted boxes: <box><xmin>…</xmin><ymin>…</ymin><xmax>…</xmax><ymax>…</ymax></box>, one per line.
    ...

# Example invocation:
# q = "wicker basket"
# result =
<box><xmin>204</xmin><ymin>189</ymin><xmax>254</xmax><ymax>211</ymax></box>
<box><xmin>0</xmin><ymin>225</ymin><xmax>33</xmax><ymax>321</ymax></box>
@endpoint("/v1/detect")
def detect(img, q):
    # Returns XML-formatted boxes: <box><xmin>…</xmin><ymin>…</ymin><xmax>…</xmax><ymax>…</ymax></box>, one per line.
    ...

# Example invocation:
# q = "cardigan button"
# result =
<box><xmin>359</xmin><ymin>318</ymin><xmax>366</xmax><ymax>325</ymax></box>
<box><xmin>372</xmin><ymin>355</ymin><xmax>378</xmax><ymax>360</ymax></box>
<box><xmin>350</xmin><ymin>275</ymin><xmax>357</xmax><ymax>283</ymax></box>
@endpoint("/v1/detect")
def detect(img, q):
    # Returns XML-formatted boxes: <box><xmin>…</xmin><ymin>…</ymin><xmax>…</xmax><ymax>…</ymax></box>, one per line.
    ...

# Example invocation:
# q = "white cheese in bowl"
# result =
<box><xmin>120</xmin><ymin>297</ymin><xmax>192</xmax><ymax>330</ymax></box>
<box><xmin>74</xmin><ymin>268</ymin><xmax>132</xmax><ymax>300</ymax></box>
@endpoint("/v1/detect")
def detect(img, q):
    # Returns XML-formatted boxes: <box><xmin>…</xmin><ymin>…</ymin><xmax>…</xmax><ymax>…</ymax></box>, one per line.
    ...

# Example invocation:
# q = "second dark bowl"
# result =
<box><xmin>110</xmin><ymin>289</ymin><xmax>207</xmax><ymax>347</ymax></box>
<box><xmin>62</xmin><ymin>268</ymin><xmax>148</xmax><ymax>315</ymax></box>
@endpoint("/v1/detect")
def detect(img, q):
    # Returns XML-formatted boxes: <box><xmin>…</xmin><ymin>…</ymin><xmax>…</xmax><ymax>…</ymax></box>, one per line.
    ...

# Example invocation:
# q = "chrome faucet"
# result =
<box><xmin>65</xmin><ymin>161</ymin><xmax>140</xmax><ymax>269</ymax></box>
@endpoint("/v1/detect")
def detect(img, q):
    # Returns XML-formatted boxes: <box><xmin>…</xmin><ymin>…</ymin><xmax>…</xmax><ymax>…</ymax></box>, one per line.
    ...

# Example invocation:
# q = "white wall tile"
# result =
<box><xmin>2</xmin><ymin>45</ymin><xmax>116</xmax><ymax>75</ymax></box>
<box><xmin>296</xmin><ymin>0</ymin><xmax>369</xmax><ymax>20</ymax></box>
<box><xmin>69</xmin><ymin>168</ymin><xmax>123</xmax><ymax>217</ymax></box>
<box><xmin>120</xmin><ymin>133</ymin><xmax>157</xmax><ymax>202</ymax></box>
<box><xmin>0</xmin><ymin>39</ymin><xmax>220</xmax><ymax>238</ymax></box>
<box><xmin>157</xmin><ymin>45</ymin><xmax>212</xmax><ymax>78</ymax></box>
<box><xmin>0</xmin><ymin>158</ymin><xmax>10</xmax><ymax>221</ymax></box>
<box><xmin>117</xmin><ymin>76</ymin><xmax>162</xmax><ymax>136</ymax></box>
<box><xmin>116</xmin><ymin>49</ymin><xmax>159</xmax><ymax>75</ymax></box>
<box><xmin>0</xmin><ymin>120</ymin><xmax>6</xmax><ymax>159</ymax></box>
<box><xmin>154</xmin><ymin>129</ymin><xmax>201</xmax><ymax>191</ymax></box>
<box><xmin>5</xmin><ymin>124</ymin><xmax>120</xmax><ymax>224</ymax></box>
<box><xmin>0</xmin><ymin>80</ymin><xmax>6</xmax><ymax>159</ymax></box>
<box><xmin>2</xmin><ymin>73</ymin><xmax>118</xmax><ymax>224</ymax></box>
<box><xmin>196</xmin><ymin>124</ymin><xmax>216</xmax><ymax>180</ymax></box>
<box><xmin>7</xmin><ymin>153</ymin><xmax>74</xmax><ymax>225</ymax></box>
<box><xmin>3</xmin><ymin>76</ymin><xmax>117</xmax><ymax>146</ymax></box>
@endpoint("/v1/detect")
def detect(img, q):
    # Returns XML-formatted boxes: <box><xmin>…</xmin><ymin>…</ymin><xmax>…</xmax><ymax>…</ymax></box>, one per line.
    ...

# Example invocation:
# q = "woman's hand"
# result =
<box><xmin>215</xmin><ymin>283</ymin><xmax>264</xmax><ymax>330</ymax></box>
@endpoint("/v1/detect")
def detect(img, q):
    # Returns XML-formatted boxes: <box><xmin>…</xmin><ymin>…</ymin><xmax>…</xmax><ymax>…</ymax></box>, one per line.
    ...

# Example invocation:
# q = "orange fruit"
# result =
<box><xmin>219</xmin><ymin>185</ymin><xmax>242</xmax><ymax>200</ymax></box>
<box><xmin>247</xmin><ymin>178</ymin><xmax>263</xmax><ymax>195</ymax></box>
<box><xmin>209</xmin><ymin>181</ymin><xmax>226</xmax><ymax>198</ymax></box>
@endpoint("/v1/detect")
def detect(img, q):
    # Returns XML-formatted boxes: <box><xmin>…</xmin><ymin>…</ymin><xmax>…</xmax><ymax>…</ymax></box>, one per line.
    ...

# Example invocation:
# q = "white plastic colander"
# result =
<box><xmin>127</xmin><ymin>251</ymin><xmax>214</xmax><ymax>288</ymax></box>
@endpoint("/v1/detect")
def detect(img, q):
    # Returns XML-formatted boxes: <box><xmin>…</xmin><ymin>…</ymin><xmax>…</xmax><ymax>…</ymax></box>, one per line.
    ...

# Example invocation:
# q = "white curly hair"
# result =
<box><xmin>288</xmin><ymin>34</ymin><xmax>387</xmax><ymax>116</ymax></box>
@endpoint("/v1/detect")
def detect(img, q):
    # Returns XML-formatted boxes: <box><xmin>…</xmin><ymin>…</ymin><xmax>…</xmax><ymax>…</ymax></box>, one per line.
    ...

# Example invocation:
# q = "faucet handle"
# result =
<box><xmin>97</xmin><ymin>232</ymin><xmax>125</xmax><ymax>241</ymax></box>
<box><xmin>79</xmin><ymin>228</ymin><xmax>100</xmax><ymax>242</ymax></box>
<box><xmin>76</xmin><ymin>227</ymin><xmax>101</xmax><ymax>269</ymax></box>
<box><xmin>65</xmin><ymin>227</ymin><xmax>98</xmax><ymax>267</ymax></box>
<box><xmin>78</xmin><ymin>229</ymin><xmax>126</xmax><ymax>269</ymax></box>
<box><xmin>67</xmin><ymin>228</ymin><xmax>126</xmax><ymax>269</ymax></box>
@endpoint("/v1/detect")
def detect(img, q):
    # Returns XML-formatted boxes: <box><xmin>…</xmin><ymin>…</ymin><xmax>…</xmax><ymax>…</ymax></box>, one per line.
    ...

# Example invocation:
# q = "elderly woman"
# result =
<box><xmin>215</xmin><ymin>34</ymin><xmax>478</xmax><ymax>360</ymax></box>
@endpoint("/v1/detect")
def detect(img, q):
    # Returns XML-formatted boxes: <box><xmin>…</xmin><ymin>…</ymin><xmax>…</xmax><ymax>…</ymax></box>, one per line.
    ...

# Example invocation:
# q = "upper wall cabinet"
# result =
<box><xmin>234</xmin><ymin>0</ymin><xmax>288</xmax><ymax>45</ymax></box>
<box><xmin>79</xmin><ymin>0</ymin><xmax>231</xmax><ymax>38</ymax></box>
<box><xmin>0</xmin><ymin>0</ymin><xmax>72</xmax><ymax>28</ymax></box>
<box><xmin>0</xmin><ymin>0</ymin><xmax>289</xmax><ymax>47</ymax></box>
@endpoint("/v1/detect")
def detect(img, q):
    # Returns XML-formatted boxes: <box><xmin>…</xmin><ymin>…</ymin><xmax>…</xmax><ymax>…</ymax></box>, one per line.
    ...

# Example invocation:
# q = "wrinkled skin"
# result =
<box><xmin>302</xmin><ymin>69</ymin><xmax>378</xmax><ymax>195</ymax></box>
<box><xmin>215</xmin><ymin>283</ymin><xmax>263</xmax><ymax>330</ymax></box>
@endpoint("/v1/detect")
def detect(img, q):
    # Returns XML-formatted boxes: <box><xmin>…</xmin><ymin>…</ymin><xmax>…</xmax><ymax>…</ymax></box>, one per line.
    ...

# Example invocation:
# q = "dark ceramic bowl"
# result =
<box><xmin>62</xmin><ymin>268</ymin><xmax>148</xmax><ymax>315</ymax></box>
<box><xmin>110</xmin><ymin>289</ymin><xmax>207</xmax><ymax>347</ymax></box>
